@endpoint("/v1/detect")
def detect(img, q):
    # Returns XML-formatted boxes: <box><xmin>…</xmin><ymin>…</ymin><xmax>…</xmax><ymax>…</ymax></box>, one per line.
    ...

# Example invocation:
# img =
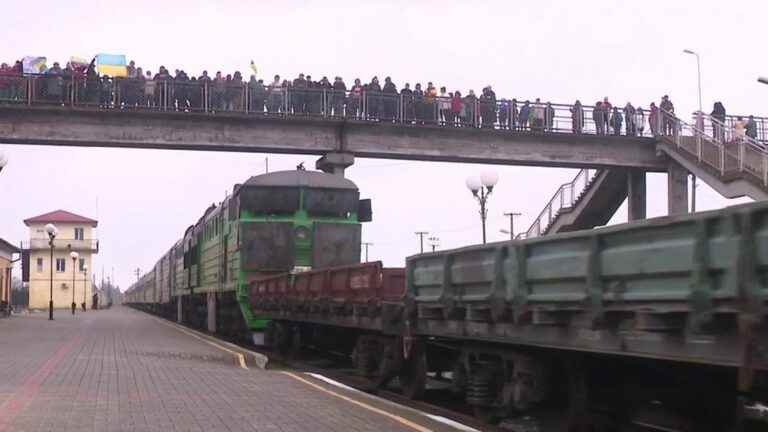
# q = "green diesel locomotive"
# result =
<box><xmin>125</xmin><ymin>169</ymin><xmax>371</xmax><ymax>341</ymax></box>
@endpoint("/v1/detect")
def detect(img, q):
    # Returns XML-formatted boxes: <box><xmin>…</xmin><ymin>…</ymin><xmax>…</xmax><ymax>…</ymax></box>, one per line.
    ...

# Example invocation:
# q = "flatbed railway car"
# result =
<box><xmin>246</xmin><ymin>201</ymin><xmax>768</xmax><ymax>431</ymax></box>
<box><xmin>126</xmin><ymin>169</ymin><xmax>372</xmax><ymax>341</ymax></box>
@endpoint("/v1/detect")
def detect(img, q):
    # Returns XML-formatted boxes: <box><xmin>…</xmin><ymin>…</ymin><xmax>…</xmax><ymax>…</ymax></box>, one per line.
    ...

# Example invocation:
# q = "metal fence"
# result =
<box><xmin>0</xmin><ymin>74</ymin><xmax>668</xmax><ymax>137</ymax></box>
<box><xmin>517</xmin><ymin>168</ymin><xmax>596</xmax><ymax>239</ymax></box>
<box><xmin>661</xmin><ymin>109</ymin><xmax>768</xmax><ymax>186</ymax></box>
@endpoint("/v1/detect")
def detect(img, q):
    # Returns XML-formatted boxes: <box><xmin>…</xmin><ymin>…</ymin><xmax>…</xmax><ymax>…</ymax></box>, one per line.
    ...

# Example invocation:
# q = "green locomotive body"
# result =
<box><xmin>126</xmin><ymin>169</ymin><xmax>371</xmax><ymax>338</ymax></box>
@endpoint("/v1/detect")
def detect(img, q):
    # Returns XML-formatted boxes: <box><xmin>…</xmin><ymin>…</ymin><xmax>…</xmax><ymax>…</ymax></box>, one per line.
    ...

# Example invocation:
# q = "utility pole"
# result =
<box><xmin>362</xmin><ymin>242</ymin><xmax>373</xmax><ymax>262</ymax></box>
<box><xmin>135</xmin><ymin>268</ymin><xmax>140</xmax><ymax>284</ymax></box>
<box><xmin>504</xmin><ymin>212</ymin><xmax>522</xmax><ymax>240</ymax></box>
<box><xmin>415</xmin><ymin>231</ymin><xmax>428</xmax><ymax>254</ymax></box>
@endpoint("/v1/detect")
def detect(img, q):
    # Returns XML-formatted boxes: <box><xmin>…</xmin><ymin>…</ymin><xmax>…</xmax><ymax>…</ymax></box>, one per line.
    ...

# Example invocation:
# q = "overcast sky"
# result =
<box><xmin>1</xmin><ymin>0</ymin><xmax>765</xmax><ymax>290</ymax></box>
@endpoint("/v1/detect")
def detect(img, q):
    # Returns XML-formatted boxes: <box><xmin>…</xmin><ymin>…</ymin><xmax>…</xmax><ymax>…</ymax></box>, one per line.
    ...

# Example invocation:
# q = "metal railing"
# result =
<box><xmin>21</xmin><ymin>238</ymin><xmax>99</xmax><ymax>252</ymax></box>
<box><xmin>0</xmin><ymin>74</ymin><xmax>666</xmax><ymax>137</ymax></box>
<box><xmin>660</xmin><ymin>110</ymin><xmax>768</xmax><ymax>186</ymax></box>
<box><xmin>517</xmin><ymin>168</ymin><xmax>598</xmax><ymax>239</ymax></box>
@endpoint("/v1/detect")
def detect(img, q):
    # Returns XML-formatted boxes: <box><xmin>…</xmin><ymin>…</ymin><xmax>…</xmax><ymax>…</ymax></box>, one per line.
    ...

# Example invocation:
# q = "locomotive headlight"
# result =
<box><xmin>295</xmin><ymin>226</ymin><xmax>310</xmax><ymax>241</ymax></box>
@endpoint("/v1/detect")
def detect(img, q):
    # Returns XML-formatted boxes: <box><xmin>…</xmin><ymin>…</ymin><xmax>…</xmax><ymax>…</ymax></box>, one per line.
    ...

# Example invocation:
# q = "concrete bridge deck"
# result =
<box><xmin>0</xmin><ymin>105</ymin><xmax>664</xmax><ymax>171</ymax></box>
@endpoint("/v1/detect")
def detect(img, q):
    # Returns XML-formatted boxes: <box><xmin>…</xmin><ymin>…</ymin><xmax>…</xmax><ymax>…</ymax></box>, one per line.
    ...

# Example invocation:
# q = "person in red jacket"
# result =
<box><xmin>451</xmin><ymin>91</ymin><xmax>463</xmax><ymax>127</ymax></box>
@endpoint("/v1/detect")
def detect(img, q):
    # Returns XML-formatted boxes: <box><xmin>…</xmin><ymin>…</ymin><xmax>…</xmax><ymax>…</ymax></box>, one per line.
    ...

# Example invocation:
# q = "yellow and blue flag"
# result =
<box><xmin>22</xmin><ymin>56</ymin><xmax>47</xmax><ymax>74</ymax></box>
<box><xmin>95</xmin><ymin>54</ymin><xmax>127</xmax><ymax>77</ymax></box>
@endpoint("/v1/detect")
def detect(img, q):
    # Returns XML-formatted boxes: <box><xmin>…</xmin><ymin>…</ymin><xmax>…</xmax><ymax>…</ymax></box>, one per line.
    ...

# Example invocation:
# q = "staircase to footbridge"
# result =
<box><xmin>1</xmin><ymin>74</ymin><xmax>766</xmax><ymax>231</ymax></box>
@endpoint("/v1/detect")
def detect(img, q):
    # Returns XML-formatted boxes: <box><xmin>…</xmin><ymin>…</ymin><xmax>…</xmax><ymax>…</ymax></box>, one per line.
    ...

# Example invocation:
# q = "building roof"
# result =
<box><xmin>23</xmin><ymin>210</ymin><xmax>98</xmax><ymax>227</ymax></box>
<box><xmin>0</xmin><ymin>238</ymin><xmax>19</xmax><ymax>253</ymax></box>
<box><xmin>242</xmin><ymin>170</ymin><xmax>358</xmax><ymax>190</ymax></box>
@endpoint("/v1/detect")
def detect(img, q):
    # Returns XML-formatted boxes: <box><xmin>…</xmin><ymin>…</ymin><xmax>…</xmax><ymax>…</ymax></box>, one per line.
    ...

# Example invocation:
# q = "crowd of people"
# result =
<box><xmin>0</xmin><ymin>57</ymin><xmax>762</xmax><ymax>141</ymax></box>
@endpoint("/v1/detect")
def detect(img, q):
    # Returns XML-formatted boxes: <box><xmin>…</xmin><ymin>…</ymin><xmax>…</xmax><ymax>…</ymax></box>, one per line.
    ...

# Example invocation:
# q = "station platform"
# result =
<box><xmin>0</xmin><ymin>307</ymin><xmax>476</xmax><ymax>432</ymax></box>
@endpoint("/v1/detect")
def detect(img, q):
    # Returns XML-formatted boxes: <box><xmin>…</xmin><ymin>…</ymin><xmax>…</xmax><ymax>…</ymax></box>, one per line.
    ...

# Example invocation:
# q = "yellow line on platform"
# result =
<box><xmin>150</xmin><ymin>317</ymin><xmax>248</xmax><ymax>370</ymax></box>
<box><xmin>281</xmin><ymin>371</ymin><xmax>433</xmax><ymax>432</ymax></box>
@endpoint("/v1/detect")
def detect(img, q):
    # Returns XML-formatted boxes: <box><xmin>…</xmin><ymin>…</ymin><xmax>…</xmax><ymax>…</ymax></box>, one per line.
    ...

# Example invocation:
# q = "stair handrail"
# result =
<box><xmin>659</xmin><ymin>109</ymin><xmax>768</xmax><ymax>186</ymax></box>
<box><xmin>517</xmin><ymin>168</ymin><xmax>597</xmax><ymax>239</ymax></box>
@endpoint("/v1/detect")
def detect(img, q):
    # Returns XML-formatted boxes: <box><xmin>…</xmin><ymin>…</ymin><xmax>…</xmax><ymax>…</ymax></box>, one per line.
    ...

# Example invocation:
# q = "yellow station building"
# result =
<box><xmin>23</xmin><ymin>210</ymin><xmax>98</xmax><ymax>310</ymax></box>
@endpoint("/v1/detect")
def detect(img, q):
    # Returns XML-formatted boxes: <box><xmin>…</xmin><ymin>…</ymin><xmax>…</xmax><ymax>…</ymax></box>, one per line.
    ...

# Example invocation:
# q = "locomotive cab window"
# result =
<box><xmin>303</xmin><ymin>188</ymin><xmax>359</xmax><ymax>217</ymax></box>
<box><xmin>238</xmin><ymin>186</ymin><xmax>300</xmax><ymax>215</ymax></box>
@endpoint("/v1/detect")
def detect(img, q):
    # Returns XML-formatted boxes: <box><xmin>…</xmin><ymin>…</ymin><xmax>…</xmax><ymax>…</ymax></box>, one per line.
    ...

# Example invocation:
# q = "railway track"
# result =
<box><xmin>235</xmin><ymin>339</ymin><xmax>510</xmax><ymax>432</ymax></box>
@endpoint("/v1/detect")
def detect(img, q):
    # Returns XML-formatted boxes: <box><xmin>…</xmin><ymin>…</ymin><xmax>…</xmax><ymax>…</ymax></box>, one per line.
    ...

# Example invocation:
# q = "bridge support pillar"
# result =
<box><xmin>627</xmin><ymin>169</ymin><xmax>647</xmax><ymax>221</ymax></box>
<box><xmin>207</xmin><ymin>292</ymin><xmax>217</xmax><ymax>334</ymax></box>
<box><xmin>667</xmin><ymin>163</ymin><xmax>689</xmax><ymax>215</ymax></box>
<box><xmin>177</xmin><ymin>296</ymin><xmax>182</xmax><ymax>324</ymax></box>
<box><xmin>316</xmin><ymin>152</ymin><xmax>354</xmax><ymax>177</ymax></box>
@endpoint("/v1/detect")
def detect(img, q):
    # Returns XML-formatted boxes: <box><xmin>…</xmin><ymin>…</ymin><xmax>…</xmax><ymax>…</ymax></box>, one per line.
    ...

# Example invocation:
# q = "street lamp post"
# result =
<box><xmin>466</xmin><ymin>171</ymin><xmax>499</xmax><ymax>244</ymax></box>
<box><xmin>683</xmin><ymin>49</ymin><xmax>702</xmax><ymax>214</ymax></box>
<box><xmin>70</xmin><ymin>251</ymin><xmax>79</xmax><ymax>315</ymax></box>
<box><xmin>82</xmin><ymin>265</ymin><xmax>88</xmax><ymax>312</ymax></box>
<box><xmin>682</xmin><ymin>49</ymin><xmax>702</xmax><ymax>114</ymax></box>
<box><xmin>45</xmin><ymin>223</ymin><xmax>58</xmax><ymax>320</ymax></box>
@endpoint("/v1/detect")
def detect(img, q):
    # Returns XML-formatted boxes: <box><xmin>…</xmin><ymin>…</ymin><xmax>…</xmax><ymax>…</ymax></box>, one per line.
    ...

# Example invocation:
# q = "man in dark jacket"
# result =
<box><xmin>711</xmin><ymin>102</ymin><xmax>726</xmax><ymax>141</ymax></box>
<box><xmin>366</xmin><ymin>77</ymin><xmax>381</xmax><ymax>120</ymax></box>
<box><xmin>401</xmin><ymin>83</ymin><xmax>414</xmax><ymax>123</ymax></box>
<box><xmin>611</xmin><ymin>107</ymin><xmax>623</xmax><ymax>136</ymax></box>
<box><xmin>292</xmin><ymin>73</ymin><xmax>307</xmax><ymax>114</ymax></box>
<box><xmin>519</xmin><ymin>100</ymin><xmax>530</xmax><ymax>131</ymax></box>
<box><xmin>332</xmin><ymin>76</ymin><xmax>346</xmax><ymax>117</ymax></box>
<box><xmin>382</xmin><ymin>77</ymin><xmax>398</xmax><ymax>121</ymax></box>
<box><xmin>571</xmin><ymin>100</ymin><xmax>584</xmax><ymax>133</ymax></box>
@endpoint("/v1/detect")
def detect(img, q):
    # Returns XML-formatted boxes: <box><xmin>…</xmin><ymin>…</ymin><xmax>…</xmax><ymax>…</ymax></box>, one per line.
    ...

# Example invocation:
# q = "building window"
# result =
<box><xmin>56</xmin><ymin>258</ymin><xmax>65</xmax><ymax>272</ymax></box>
<box><xmin>79</xmin><ymin>258</ymin><xmax>85</xmax><ymax>271</ymax></box>
<box><xmin>74</xmin><ymin>228</ymin><xmax>84</xmax><ymax>240</ymax></box>
<box><xmin>37</xmin><ymin>258</ymin><xmax>43</xmax><ymax>273</ymax></box>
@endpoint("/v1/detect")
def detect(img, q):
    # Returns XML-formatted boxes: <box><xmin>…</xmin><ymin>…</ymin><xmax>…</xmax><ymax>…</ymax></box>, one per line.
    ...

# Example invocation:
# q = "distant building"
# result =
<box><xmin>22</xmin><ymin>210</ymin><xmax>98</xmax><ymax>310</ymax></box>
<box><xmin>0</xmin><ymin>238</ymin><xmax>19</xmax><ymax>314</ymax></box>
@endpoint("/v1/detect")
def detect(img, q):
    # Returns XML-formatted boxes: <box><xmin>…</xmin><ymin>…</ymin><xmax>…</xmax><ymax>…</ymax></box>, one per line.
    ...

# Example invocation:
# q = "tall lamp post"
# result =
<box><xmin>45</xmin><ymin>223</ymin><xmax>58</xmax><ymax>320</ymax></box>
<box><xmin>82</xmin><ymin>264</ymin><xmax>88</xmax><ymax>312</ymax></box>
<box><xmin>0</xmin><ymin>150</ymin><xmax>7</xmax><ymax>173</ymax></box>
<box><xmin>682</xmin><ymin>49</ymin><xmax>702</xmax><ymax>113</ymax></box>
<box><xmin>466</xmin><ymin>171</ymin><xmax>499</xmax><ymax>244</ymax></box>
<box><xmin>683</xmin><ymin>49</ymin><xmax>702</xmax><ymax>214</ymax></box>
<box><xmin>70</xmin><ymin>251</ymin><xmax>79</xmax><ymax>315</ymax></box>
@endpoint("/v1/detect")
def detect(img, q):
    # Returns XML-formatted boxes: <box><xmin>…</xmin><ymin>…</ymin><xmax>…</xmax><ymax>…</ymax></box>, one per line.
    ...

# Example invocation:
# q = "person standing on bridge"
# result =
<box><xmin>593</xmin><ymin>101</ymin><xmax>604</xmax><ymax>135</ymax></box>
<box><xmin>332</xmin><ymin>76</ymin><xmax>346</xmax><ymax>117</ymax></box>
<box><xmin>510</xmin><ymin>99</ymin><xmax>519</xmax><ymax>131</ymax></box>
<box><xmin>518</xmin><ymin>100</ymin><xmax>530</xmax><ymax>131</ymax></box>
<box><xmin>348</xmin><ymin>78</ymin><xmax>363</xmax><ymax>119</ymax></box>
<box><xmin>711</xmin><ymin>102</ymin><xmax>726</xmax><ymax>142</ymax></box>
<box><xmin>451</xmin><ymin>91</ymin><xmax>462</xmax><ymax>127</ymax></box>
<box><xmin>545</xmin><ymin>102</ymin><xmax>555</xmax><ymax>132</ymax></box>
<box><xmin>401</xmin><ymin>83</ymin><xmax>414</xmax><ymax>122</ymax></box>
<box><xmin>571</xmin><ymin>100</ymin><xmax>584</xmax><ymax>134</ymax></box>
<box><xmin>635</xmin><ymin>107</ymin><xmax>645</xmax><ymax>136</ymax></box>
<box><xmin>292</xmin><ymin>73</ymin><xmax>307</xmax><ymax>115</ymax></box>
<box><xmin>413</xmin><ymin>83</ymin><xmax>424</xmax><ymax>124</ymax></box>
<box><xmin>601</xmin><ymin>97</ymin><xmax>612</xmax><ymax>135</ymax></box>
<box><xmin>624</xmin><ymin>103</ymin><xmax>636</xmax><ymax>136</ymax></box>
<box><xmin>366</xmin><ymin>76</ymin><xmax>382</xmax><ymax>120</ymax></box>
<box><xmin>610</xmin><ymin>107</ymin><xmax>623</xmax><ymax>136</ymax></box>
<box><xmin>746</xmin><ymin>115</ymin><xmax>758</xmax><ymax>140</ymax></box>
<box><xmin>382</xmin><ymin>77</ymin><xmax>398</xmax><ymax>122</ymax></box>
<box><xmin>268</xmin><ymin>74</ymin><xmax>282</xmax><ymax>113</ymax></box>
<box><xmin>660</xmin><ymin>95</ymin><xmax>674</xmax><ymax>136</ymax></box>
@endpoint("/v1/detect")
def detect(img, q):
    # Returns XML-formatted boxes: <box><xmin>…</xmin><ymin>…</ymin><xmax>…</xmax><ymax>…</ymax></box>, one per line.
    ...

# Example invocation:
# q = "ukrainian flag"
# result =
<box><xmin>96</xmin><ymin>54</ymin><xmax>127</xmax><ymax>77</ymax></box>
<box><xmin>22</xmin><ymin>56</ymin><xmax>47</xmax><ymax>74</ymax></box>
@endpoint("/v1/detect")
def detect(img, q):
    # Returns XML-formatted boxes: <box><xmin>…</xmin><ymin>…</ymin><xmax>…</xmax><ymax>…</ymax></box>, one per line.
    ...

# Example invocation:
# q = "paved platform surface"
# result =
<box><xmin>0</xmin><ymin>307</ymin><xmax>472</xmax><ymax>432</ymax></box>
